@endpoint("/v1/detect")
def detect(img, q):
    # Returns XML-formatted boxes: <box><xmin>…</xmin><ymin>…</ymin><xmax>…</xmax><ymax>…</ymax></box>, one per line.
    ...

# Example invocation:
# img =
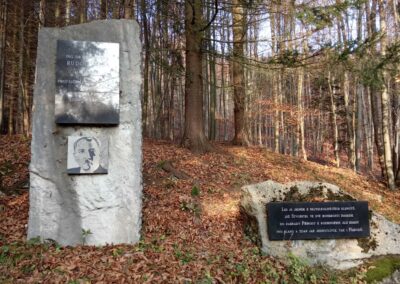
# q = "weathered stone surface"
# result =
<box><xmin>379</xmin><ymin>270</ymin><xmax>400</xmax><ymax>284</ymax></box>
<box><xmin>27</xmin><ymin>20</ymin><xmax>142</xmax><ymax>246</ymax></box>
<box><xmin>240</xmin><ymin>180</ymin><xmax>400</xmax><ymax>270</ymax></box>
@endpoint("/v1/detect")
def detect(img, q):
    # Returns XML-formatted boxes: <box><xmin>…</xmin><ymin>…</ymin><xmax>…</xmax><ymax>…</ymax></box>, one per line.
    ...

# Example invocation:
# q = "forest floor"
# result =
<box><xmin>1</xmin><ymin>135</ymin><xmax>400</xmax><ymax>283</ymax></box>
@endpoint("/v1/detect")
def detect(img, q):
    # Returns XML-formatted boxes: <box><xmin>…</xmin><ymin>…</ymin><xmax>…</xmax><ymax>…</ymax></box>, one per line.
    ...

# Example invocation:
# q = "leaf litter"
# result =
<box><xmin>0</xmin><ymin>136</ymin><xmax>399</xmax><ymax>283</ymax></box>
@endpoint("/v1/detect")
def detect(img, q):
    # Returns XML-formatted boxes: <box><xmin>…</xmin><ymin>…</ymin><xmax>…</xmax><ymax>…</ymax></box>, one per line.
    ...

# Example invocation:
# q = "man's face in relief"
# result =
<box><xmin>73</xmin><ymin>138</ymin><xmax>100</xmax><ymax>172</ymax></box>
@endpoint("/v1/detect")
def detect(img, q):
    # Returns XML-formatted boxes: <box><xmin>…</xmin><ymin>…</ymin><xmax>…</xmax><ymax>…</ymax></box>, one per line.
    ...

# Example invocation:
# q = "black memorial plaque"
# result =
<box><xmin>267</xmin><ymin>201</ymin><xmax>370</xmax><ymax>240</ymax></box>
<box><xmin>55</xmin><ymin>40</ymin><xmax>120</xmax><ymax>125</ymax></box>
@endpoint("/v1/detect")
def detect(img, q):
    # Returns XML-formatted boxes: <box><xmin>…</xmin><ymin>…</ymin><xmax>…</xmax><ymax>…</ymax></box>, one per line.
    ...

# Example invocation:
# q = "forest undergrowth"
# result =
<box><xmin>1</xmin><ymin>135</ymin><xmax>399</xmax><ymax>283</ymax></box>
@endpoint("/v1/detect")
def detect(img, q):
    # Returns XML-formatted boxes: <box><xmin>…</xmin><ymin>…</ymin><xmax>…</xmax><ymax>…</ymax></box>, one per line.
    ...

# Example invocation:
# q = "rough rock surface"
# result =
<box><xmin>379</xmin><ymin>270</ymin><xmax>400</xmax><ymax>284</ymax></box>
<box><xmin>240</xmin><ymin>180</ymin><xmax>400</xmax><ymax>270</ymax></box>
<box><xmin>27</xmin><ymin>20</ymin><xmax>142</xmax><ymax>246</ymax></box>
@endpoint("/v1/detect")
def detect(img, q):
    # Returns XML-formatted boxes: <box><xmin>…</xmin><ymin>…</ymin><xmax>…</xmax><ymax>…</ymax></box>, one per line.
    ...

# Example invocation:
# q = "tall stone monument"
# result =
<box><xmin>28</xmin><ymin>20</ymin><xmax>142</xmax><ymax>246</ymax></box>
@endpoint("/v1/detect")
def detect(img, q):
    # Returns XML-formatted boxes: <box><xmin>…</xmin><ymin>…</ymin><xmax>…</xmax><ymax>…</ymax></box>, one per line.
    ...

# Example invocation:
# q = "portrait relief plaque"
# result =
<box><xmin>67</xmin><ymin>136</ymin><xmax>109</xmax><ymax>175</ymax></box>
<box><xmin>55</xmin><ymin>40</ymin><xmax>120</xmax><ymax>124</ymax></box>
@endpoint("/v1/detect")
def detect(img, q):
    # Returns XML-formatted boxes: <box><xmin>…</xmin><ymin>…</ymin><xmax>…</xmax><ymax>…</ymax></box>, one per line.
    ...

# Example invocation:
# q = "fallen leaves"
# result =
<box><xmin>0</xmin><ymin>137</ymin><xmax>399</xmax><ymax>283</ymax></box>
<box><xmin>0</xmin><ymin>135</ymin><xmax>30</xmax><ymax>194</ymax></box>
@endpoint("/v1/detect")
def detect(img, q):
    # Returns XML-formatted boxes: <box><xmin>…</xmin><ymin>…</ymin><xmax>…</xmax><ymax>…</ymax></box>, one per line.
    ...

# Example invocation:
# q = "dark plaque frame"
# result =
<box><xmin>55</xmin><ymin>39</ymin><xmax>120</xmax><ymax>125</ymax></box>
<box><xmin>267</xmin><ymin>201</ymin><xmax>370</xmax><ymax>240</ymax></box>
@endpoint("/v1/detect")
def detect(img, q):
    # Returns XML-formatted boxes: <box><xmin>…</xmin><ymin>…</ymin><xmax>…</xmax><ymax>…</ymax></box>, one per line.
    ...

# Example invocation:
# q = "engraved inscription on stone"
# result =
<box><xmin>267</xmin><ymin>201</ymin><xmax>370</xmax><ymax>240</ymax></box>
<box><xmin>55</xmin><ymin>40</ymin><xmax>119</xmax><ymax>124</ymax></box>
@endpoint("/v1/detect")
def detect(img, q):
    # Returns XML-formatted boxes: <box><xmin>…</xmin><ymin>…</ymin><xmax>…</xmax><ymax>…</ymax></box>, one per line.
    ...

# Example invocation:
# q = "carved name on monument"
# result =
<box><xmin>55</xmin><ymin>40</ymin><xmax>120</xmax><ymax>124</ymax></box>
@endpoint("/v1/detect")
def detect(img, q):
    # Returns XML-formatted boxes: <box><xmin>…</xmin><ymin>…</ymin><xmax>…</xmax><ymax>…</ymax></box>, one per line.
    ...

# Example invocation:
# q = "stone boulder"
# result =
<box><xmin>379</xmin><ymin>270</ymin><xmax>400</xmax><ymax>284</ymax></box>
<box><xmin>240</xmin><ymin>180</ymin><xmax>400</xmax><ymax>270</ymax></box>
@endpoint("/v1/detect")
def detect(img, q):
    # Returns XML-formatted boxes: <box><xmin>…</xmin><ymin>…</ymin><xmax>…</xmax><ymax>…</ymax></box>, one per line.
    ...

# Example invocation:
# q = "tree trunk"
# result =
<box><xmin>79</xmin><ymin>0</ymin><xmax>86</xmax><ymax>23</ymax></box>
<box><xmin>181</xmin><ymin>0</ymin><xmax>212</xmax><ymax>153</ymax></box>
<box><xmin>335</xmin><ymin>2</ymin><xmax>356</xmax><ymax>170</ymax></box>
<box><xmin>273</xmin><ymin>75</ymin><xmax>280</xmax><ymax>153</ymax></box>
<box><xmin>140</xmin><ymin>0</ymin><xmax>149</xmax><ymax>135</ymax></box>
<box><xmin>7</xmin><ymin>1</ymin><xmax>18</xmax><ymax>134</ymax></box>
<box><xmin>22</xmin><ymin>11</ymin><xmax>33</xmax><ymax>135</ymax></box>
<box><xmin>367</xmin><ymin>0</ymin><xmax>386</xmax><ymax>178</ymax></box>
<box><xmin>220</xmin><ymin>19</ymin><xmax>227</xmax><ymax>141</ymax></box>
<box><xmin>343</xmin><ymin>71</ymin><xmax>356</xmax><ymax>170</ymax></box>
<box><xmin>378</xmin><ymin>0</ymin><xmax>396</xmax><ymax>189</ymax></box>
<box><xmin>65</xmin><ymin>0</ymin><xmax>71</xmax><ymax>25</ymax></box>
<box><xmin>124</xmin><ymin>0</ymin><xmax>134</xmax><ymax>19</ymax></box>
<box><xmin>393</xmin><ymin>0</ymin><xmax>400</xmax><ymax>180</ymax></box>
<box><xmin>270</xmin><ymin>4</ymin><xmax>279</xmax><ymax>152</ymax></box>
<box><xmin>39</xmin><ymin>0</ymin><xmax>45</xmax><ymax>27</ymax></box>
<box><xmin>328</xmin><ymin>71</ymin><xmax>340</xmax><ymax>167</ymax></box>
<box><xmin>315</xmin><ymin>86</ymin><xmax>323</xmax><ymax>155</ymax></box>
<box><xmin>279</xmin><ymin>71</ymin><xmax>285</xmax><ymax>154</ymax></box>
<box><xmin>393</xmin><ymin>87</ymin><xmax>400</xmax><ymax>180</ymax></box>
<box><xmin>54</xmin><ymin>0</ymin><xmax>61</xmax><ymax>27</ymax></box>
<box><xmin>0</xmin><ymin>0</ymin><xmax>7</xmax><ymax>131</ymax></box>
<box><xmin>355</xmin><ymin>83</ymin><xmax>363</xmax><ymax>171</ymax></box>
<box><xmin>364</xmin><ymin>87</ymin><xmax>374</xmax><ymax>171</ymax></box>
<box><xmin>297</xmin><ymin>29</ymin><xmax>308</xmax><ymax>161</ymax></box>
<box><xmin>355</xmin><ymin>7</ymin><xmax>363</xmax><ymax>171</ymax></box>
<box><xmin>208</xmin><ymin>13</ymin><xmax>217</xmax><ymax>141</ymax></box>
<box><xmin>371</xmin><ymin>88</ymin><xmax>386</xmax><ymax>177</ymax></box>
<box><xmin>298</xmin><ymin>66</ymin><xmax>307</xmax><ymax>160</ymax></box>
<box><xmin>16</xmin><ymin>1</ymin><xmax>24</xmax><ymax>134</ymax></box>
<box><xmin>111</xmin><ymin>1</ymin><xmax>119</xmax><ymax>19</ymax></box>
<box><xmin>231</xmin><ymin>0</ymin><xmax>248</xmax><ymax>145</ymax></box>
<box><xmin>100</xmin><ymin>0</ymin><xmax>107</xmax><ymax>19</ymax></box>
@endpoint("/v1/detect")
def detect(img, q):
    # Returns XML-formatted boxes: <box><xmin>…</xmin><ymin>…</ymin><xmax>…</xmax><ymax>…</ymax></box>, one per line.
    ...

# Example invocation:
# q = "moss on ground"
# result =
<box><xmin>365</xmin><ymin>256</ymin><xmax>400</xmax><ymax>283</ymax></box>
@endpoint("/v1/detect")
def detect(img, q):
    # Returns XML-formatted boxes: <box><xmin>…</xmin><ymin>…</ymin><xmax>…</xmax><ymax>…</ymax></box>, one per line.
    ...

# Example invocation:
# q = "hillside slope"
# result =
<box><xmin>0</xmin><ymin>136</ymin><xmax>399</xmax><ymax>283</ymax></box>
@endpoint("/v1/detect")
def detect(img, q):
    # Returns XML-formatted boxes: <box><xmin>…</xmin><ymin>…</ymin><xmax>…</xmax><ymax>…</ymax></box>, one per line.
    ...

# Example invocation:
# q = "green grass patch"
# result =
<box><xmin>365</xmin><ymin>256</ymin><xmax>400</xmax><ymax>283</ymax></box>
<box><xmin>173</xmin><ymin>244</ymin><xmax>194</xmax><ymax>264</ymax></box>
<box><xmin>191</xmin><ymin>185</ymin><xmax>201</xmax><ymax>197</ymax></box>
